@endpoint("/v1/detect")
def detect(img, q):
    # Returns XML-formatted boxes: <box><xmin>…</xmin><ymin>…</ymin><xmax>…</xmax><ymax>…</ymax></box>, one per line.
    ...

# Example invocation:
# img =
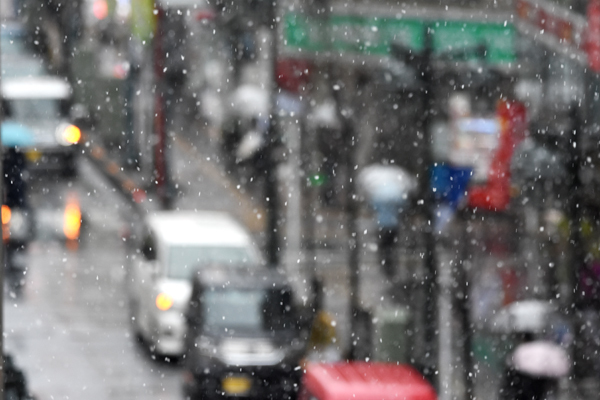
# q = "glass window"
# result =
<box><xmin>167</xmin><ymin>245</ymin><xmax>257</xmax><ymax>279</ymax></box>
<box><xmin>7</xmin><ymin>98</ymin><xmax>61</xmax><ymax>120</ymax></box>
<box><xmin>202</xmin><ymin>288</ymin><xmax>296</xmax><ymax>334</ymax></box>
<box><xmin>546</xmin><ymin>0</ymin><xmax>588</xmax><ymax>15</ymax></box>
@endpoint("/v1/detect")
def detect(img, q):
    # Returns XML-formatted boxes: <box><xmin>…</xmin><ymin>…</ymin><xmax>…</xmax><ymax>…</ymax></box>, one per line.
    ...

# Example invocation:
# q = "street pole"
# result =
<box><xmin>458</xmin><ymin>209</ymin><xmax>475</xmax><ymax>399</ymax></box>
<box><xmin>568</xmin><ymin>103</ymin><xmax>584</xmax><ymax>309</ymax></box>
<box><xmin>568</xmin><ymin>103</ymin><xmax>587</xmax><ymax>381</ymax></box>
<box><xmin>124</xmin><ymin>43</ymin><xmax>140</xmax><ymax>170</ymax></box>
<box><xmin>418</xmin><ymin>28</ymin><xmax>438</xmax><ymax>384</ymax></box>
<box><xmin>332</xmin><ymin>89</ymin><xmax>362</xmax><ymax>360</ymax></box>
<box><xmin>152</xmin><ymin>8</ymin><xmax>171</xmax><ymax>210</ymax></box>
<box><xmin>389</xmin><ymin>26</ymin><xmax>438</xmax><ymax>378</ymax></box>
<box><xmin>264</xmin><ymin>0</ymin><xmax>280</xmax><ymax>267</ymax></box>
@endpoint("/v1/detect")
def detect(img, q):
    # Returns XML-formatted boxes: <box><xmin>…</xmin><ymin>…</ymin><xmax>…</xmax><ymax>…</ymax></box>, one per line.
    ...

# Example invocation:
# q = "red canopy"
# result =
<box><xmin>302</xmin><ymin>362</ymin><xmax>437</xmax><ymax>400</ymax></box>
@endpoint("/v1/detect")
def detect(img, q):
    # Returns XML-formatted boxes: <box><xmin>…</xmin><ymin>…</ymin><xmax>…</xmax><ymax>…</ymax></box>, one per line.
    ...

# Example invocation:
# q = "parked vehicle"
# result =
<box><xmin>2</xmin><ymin>146</ymin><xmax>34</xmax><ymax>292</ymax></box>
<box><xmin>1</xmin><ymin>76</ymin><xmax>82</xmax><ymax>177</ymax></box>
<box><xmin>299</xmin><ymin>362</ymin><xmax>437</xmax><ymax>400</ymax></box>
<box><xmin>182</xmin><ymin>265</ymin><xmax>308</xmax><ymax>400</ymax></box>
<box><xmin>127</xmin><ymin>211</ymin><xmax>263</xmax><ymax>357</ymax></box>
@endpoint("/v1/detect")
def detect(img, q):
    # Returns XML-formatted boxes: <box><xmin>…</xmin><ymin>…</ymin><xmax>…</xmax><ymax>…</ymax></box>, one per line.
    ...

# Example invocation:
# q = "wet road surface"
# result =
<box><xmin>4</xmin><ymin>158</ymin><xmax>183</xmax><ymax>400</ymax></box>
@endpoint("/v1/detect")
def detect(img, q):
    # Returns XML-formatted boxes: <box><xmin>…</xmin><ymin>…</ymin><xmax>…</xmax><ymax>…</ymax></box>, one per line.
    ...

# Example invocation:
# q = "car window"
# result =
<box><xmin>6</xmin><ymin>98</ymin><xmax>61</xmax><ymax>120</ymax></box>
<box><xmin>167</xmin><ymin>245</ymin><xmax>257</xmax><ymax>279</ymax></box>
<box><xmin>0</xmin><ymin>30</ymin><xmax>27</xmax><ymax>56</ymax></box>
<box><xmin>202</xmin><ymin>288</ymin><xmax>296</xmax><ymax>334</ymax></box>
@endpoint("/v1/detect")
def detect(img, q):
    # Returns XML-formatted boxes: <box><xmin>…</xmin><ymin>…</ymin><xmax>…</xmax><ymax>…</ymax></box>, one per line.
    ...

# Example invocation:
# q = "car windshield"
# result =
<box><xmin>6</xmin><ymin>98</ymin><xmax>61</xmax><ymax>120</ymax></box>
<box><xmin>202</xmin><ymin>287</ymin><xmax>296</xmax><ymax>334</ymax></box>
<box><xmin>167</xmin><ymin>245</ymin><xmax>257</xmax><ymax>279</ymax></box>
<box><xmin>0</xmin><ymin>27</ymin><xmax>28</xmax><ymax>57</ymax></box>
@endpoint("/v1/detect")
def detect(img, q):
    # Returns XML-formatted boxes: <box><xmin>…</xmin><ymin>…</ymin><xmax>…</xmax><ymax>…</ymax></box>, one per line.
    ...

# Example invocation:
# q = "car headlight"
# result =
<box><xmin>56</xmin><ymin>123</ymin><xmax>82</xmax><ymax>146</ymax></box>
<box><xmin>155</xmin><ymin>292</ymin><xmax>174</xmax><ymax>311</ymax></box>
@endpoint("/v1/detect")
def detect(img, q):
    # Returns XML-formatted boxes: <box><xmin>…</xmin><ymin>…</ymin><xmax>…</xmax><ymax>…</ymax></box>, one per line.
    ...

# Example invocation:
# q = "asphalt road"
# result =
<box><xmin>4</xmin><ymin>158</ymin><xmax>183</xmax><ymax>400</ymax></box>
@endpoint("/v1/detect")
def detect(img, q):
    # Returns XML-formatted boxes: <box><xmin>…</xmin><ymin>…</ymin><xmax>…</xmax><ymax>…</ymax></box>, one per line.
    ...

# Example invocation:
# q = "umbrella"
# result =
<box><xmin>512</xmin><ymin>341</ymin><xmax>570</xmax><ymax>378</ymax></box>
<box><xmin>229</xmin><ymin>84</ymin><xmax>269</xmax><ymax>118</ymax></box>
<box><xmin>2</xmin><ymin>121</ymin><xmax>34</xmax><ymax>147</ymax></box>
<box><xmin>357</xmin><ymin>165</ymin><xmax>417</xmax><ymax>204</ymax></box>
<box><xmin>492</xmin><ymin>300</ymin><xmax>555</xmax><ymax>334</ymax></box>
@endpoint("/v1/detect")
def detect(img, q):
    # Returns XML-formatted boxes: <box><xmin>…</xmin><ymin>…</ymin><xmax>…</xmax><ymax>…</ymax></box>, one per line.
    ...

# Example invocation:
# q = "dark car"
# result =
<box><xmin>2</xmin><ymin>147</ymin><xmax>34</xmax><ymax>292</ymax></box>
<box><xmin>182</xmin><ymin>266</ymin><xmax>308</xmax><ymax>400</ymax></box>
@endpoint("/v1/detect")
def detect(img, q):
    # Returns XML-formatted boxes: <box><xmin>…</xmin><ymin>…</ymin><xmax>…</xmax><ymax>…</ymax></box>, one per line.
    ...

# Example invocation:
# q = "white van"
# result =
<box><xmin>127</xmin><ymin>211</ymin><xmax>263</xmax><ymax>356</ymax></box>
<box><xmin>2</xmin><ymin>76</ymin><xmax>82</xmax><ymax>177</ymax></box>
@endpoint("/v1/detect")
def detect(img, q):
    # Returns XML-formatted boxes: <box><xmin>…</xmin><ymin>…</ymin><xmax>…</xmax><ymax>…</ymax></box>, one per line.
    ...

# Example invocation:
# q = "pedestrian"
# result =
<box><xmin>235</xmin><ymin>116</ymin><xmax>268</xmax><ymax>178</ymax></box>
<box><xmin>499</xmin><ymin>332</ymin><xmax>569</xmax><ymax>400</ymax></box>
<box><xmin>357</xmin><ymin>164</ymin><xmax>417</xmax><ymax>280</ymax></box>
<box><xmin>372</xmin><ymin>198</ymin><xmax>401</xmax><ymax>279</ymax></box>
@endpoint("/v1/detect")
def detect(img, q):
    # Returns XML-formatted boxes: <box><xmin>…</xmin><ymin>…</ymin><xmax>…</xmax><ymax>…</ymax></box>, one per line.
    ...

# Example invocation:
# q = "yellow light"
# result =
<box><xmin>1</xmin><ymin>205</ymin><xmax>11</xmax><ymax>225</ymax></box>
<box><xmin>62</xmin><ymin>125</ymin><xmax>82</xmax><ymax>145</ymax></box>
<box><xmin>156</xmin><ymin>293</ymin><xmax>174</xmax><ymax>311</ymax></box>
<box><xmin>63</xmin><ymin>197</ymin><xmax>81</xmax><ymax>241</ymax></box>
<box><xmin>25</xmin><ymin>149</ymin><xmax>42</xmax><ymax>162</ymax></box>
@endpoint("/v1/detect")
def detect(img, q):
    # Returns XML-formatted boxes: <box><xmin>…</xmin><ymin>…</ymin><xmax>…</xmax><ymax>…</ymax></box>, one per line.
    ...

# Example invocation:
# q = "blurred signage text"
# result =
<box><xmin>515</xmin><ymin>0</ymin><xmax>600</xmax><ymax>72</ymax></box>
<box><xmin>284</xmin><ymin>14</ymin><xmax>516</xmax><ymax>64</ymax></box>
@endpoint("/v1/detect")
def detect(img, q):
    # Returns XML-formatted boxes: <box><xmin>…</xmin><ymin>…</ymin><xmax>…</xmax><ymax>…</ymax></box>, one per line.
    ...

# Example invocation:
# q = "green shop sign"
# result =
<box><xmin>283</xmin><ymin>14</ymin><xmax>516</xmax><ymax>64</ymax></box>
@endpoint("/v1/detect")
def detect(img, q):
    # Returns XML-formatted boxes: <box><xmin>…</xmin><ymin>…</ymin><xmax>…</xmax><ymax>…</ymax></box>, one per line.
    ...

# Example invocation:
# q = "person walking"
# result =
<box><xmin>499</xmin><ymin>332</ymin><xmax>570</xmax><ymax>400</ymax></box>
<box><xmin>357</xmin><ymin>164</ymin><xmax>417</xmax><ymax>280</ymax></box>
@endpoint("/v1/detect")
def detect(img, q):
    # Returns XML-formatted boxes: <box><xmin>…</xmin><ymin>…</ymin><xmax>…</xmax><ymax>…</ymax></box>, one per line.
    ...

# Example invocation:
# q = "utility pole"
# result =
<box><xmin>152</xmin><ymin>7</ymin><xmax>172</xmax><ymax>210</ymax></box>
<box><xmin>418</xmin><ymin>29</ymin><xmax>438</xmax><ymax>383</ymax></box>
<box><xmin>568</xmin><ymin>103</ymin><xmax>587</xmax><ymax>381</ymax></box>
<box><xmin>392</xmin><ymin>27</ymin><xmax>438</xmax><ymax>381</ymax></box>
<box><xmin>568</xmin><ymin>103</ymin><xmax>584</xmax><ymax>309</ymax></box>
<box><xmin>457</xmin><ymin>209</ymin><xmax>475</xmax><ymax>399</ymax></box>
<box><xmin>264</xmin><ymin>0</ymin><xmax>281</xmax><ymax>267</ymax></box>
<box><xmin>124</xmin><ymin>41</ymin><xmax>141</xmax><ymax>170</ymax></box>
<box><xmin>329</xmin><ymin>83</ymin><xmax>363</xmax><ymax>359</ymax></box>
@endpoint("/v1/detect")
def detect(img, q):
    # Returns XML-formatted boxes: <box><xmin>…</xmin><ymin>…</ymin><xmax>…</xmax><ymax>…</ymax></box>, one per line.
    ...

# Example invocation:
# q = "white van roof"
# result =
<box><xmin>146</xmin><ymin>211</ymin><xmax>253</xmax><ymax>247</ymax></box>
<box><xmin>2</xmin><ymin>76</ymin><xmax>72</xmax><ymax>99</ymax></box>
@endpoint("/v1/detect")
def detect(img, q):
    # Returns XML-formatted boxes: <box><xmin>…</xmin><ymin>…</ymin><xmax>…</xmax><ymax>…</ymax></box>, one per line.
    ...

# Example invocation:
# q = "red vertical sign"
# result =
<box><xmin>587</xmin><ymin>0</ymin><xmax>600</xmax><ymax>72</ymax></box>
<box><xmin>153</xmin><ymin>7</ymin><xmax>168</xmax><ymax>206</ymax></box>
<box><xmin>467</xmin><ymin>100</ymin><xmax>527</xmax><ymax>211</ymax></box>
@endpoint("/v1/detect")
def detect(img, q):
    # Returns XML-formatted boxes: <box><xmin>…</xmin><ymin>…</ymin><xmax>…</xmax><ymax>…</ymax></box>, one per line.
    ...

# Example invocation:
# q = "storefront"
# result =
<box><xmin>515</xmin><ymin>0</ymin><xmax>600</xmax><ymax>135</ymax></box>
<box><xmin>515</xmin><ymin>4</ymin><xmax>600</xmax><ymax>362</ymax></box>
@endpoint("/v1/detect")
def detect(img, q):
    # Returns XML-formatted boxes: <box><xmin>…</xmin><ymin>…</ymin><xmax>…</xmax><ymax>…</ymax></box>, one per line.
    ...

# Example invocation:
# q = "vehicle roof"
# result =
<box><xmin>303</xmin><ymin>362</ymin><xmax>437</xmax><ymax>400</ymax></box>
<box><xmin>146</xmin><ymin>211</ymin><xmax>253</xmax><ymax>247</ymax></box>
<box><xmin>2</xmin><ymin>76</ymin><xmax>72</xmax><ymax>99</ymax></box>
<box><xmin>193</xmin><ymin>265</ymin><xmax>288</xmax><ymax>290</ymax></box>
